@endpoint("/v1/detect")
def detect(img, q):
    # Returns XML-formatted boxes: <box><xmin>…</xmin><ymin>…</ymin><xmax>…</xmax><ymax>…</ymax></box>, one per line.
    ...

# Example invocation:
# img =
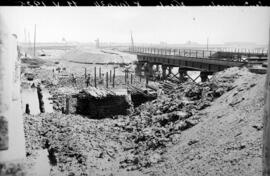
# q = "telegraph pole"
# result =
<box><xmin>33</xmin><ymin>24</ymin><xmax>36</xmax><ymax>57</ymax></box>
<box><xmin>207</xmin><ymin>37</ymin><xmax>209</xmax><ymax>51</ymax></box>
<box><xmin>130</xmin><ymin>30</ymin><xmax>134</xmax><ymax>52</ymax></box>
<box><xmin>24</xmin><ymin>28</ymin><xmax>27</xmax><ymax>56</ymax></box>
<box><xmin>24</xmin><ymin>28</ymin><xmax>27</xmax><ymax>43</ymax></box>
<box><xmin>28</xmin><ymin>32</ymin><xmax>31</xmax><ymax>56</ymax></box>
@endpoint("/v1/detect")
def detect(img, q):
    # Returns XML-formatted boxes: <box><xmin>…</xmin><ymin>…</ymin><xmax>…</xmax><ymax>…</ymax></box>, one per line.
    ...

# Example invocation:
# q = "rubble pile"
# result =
<box><xmin>113</xmin><ymin>99</ymin><xmax>196</xmax><ymax>170</ymax></box>
<box><xmin>22</xmin><ymin>67</ymin><xmax>249</xmax><ymax>175</ymax></box>
<box><xmin>49</xmin><ymin>87</ymin><xmax>78</xmax><ymax>111</ymax></box>
<box><xmin>24</xmin><ymin>113</ymin><xmax>124</xmax><ymax>175</ymax></box>
<box><xmin>127</xmin><ymin>85</ymin><xmax>157</xmax><ymax>107</ymax></box>
<box><xmin>55</xmin><ymin>76</ymin><xmax>85</xmax><ymax>89</ymax></box>
<box><xmin>39</xmin><ymin>113</ymin><xmax>92</xmax><ymax>175</ymax></box>
<box><xmin>115</xmin><ymin>68</ymin><xmax>243</xmax><ymax>170</ymax></box>
<box><xmin>24</xmin><ymin>115</ymin><xmax>43</xmax><ymax>155</ymax></box>
<box><xmin>78</xmin><ymin>87</ymin><xmax>116</xmax><ymax>98</ymax></box>
<box><xmin>115</xmin><ymin>109</ymin><xmax>194</xmax><ymax>170</ymax></box>
<box><xmin>141</xmin><ymin>68</ymin><xmax>265</xmax><ymax>176</ymax></box>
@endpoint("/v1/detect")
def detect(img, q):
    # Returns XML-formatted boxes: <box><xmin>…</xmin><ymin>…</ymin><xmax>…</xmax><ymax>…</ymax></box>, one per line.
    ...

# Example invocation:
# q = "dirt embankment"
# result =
<box><xmin>144</xmin><ymin>67</ymin><xmax>265</xmax><ymax>176</ymax></box>
<box><xmin>21</xmin><ymin>66</ymin><xmax>265</xmax><ymax>176</ymax></box>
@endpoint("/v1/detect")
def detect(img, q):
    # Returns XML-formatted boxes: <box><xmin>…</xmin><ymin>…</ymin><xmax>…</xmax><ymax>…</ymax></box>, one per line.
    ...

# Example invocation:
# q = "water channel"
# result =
<box><xmin>21</xmin><ymin>87</ymin><xmax>54</xmax><ymax>115</ymax></box>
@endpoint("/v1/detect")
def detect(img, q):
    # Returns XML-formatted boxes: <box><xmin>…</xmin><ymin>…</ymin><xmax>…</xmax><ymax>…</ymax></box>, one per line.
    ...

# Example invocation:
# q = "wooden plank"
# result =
<box><xmin>65</xmin><ymin>97</ymin><xmax>70</xmax><ymax>114</ymax></box>
<box><xmin>37</xmin><ymin>84</ymin><xmax>45</xmax><ymax>113</ymax></box>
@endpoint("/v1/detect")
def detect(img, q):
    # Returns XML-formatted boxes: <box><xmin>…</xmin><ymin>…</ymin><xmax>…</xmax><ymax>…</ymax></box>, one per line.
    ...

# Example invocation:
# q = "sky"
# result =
<box><xmin>0</xmin><ymin>7</ymin><xmax>269</xmax><ymax>45</ymax></box>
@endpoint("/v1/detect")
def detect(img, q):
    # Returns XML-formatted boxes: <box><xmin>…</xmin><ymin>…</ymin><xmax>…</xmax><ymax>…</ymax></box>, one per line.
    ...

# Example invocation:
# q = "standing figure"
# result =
<box><xmin>86</xmin><ymin>74</ymin><xmax>91</xmax><ymax>87</ymax></box>
<box><xmin>71</xmin><ymin>73</ymin><xmax>77</xmax><ymax>87</ymax></box>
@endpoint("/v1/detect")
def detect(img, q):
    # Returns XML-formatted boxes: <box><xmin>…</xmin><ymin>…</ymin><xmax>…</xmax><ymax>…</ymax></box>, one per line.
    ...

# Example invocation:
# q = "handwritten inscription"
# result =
<box><xmin>13</xmin><ymin>0</ymin><xmax>265</xmax><ymax>6</ymax></box>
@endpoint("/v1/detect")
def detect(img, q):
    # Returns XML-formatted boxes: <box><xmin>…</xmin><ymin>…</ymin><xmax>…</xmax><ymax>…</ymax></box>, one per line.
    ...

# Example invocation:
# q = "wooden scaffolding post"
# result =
<box><xmin>106</xmin><ymin>72</ymin><xmax>108</xmax><ymax>88</ymax></box>
<box><xmin>113</xmin><ymin>68</ymin><xmax>115</xmax><ymax>88</ymax></box>
<box><xmin>125</xmin><ymin>70</ymin><xmax>127</xmax><ymax>85</ymax></box>
<box><xmin>94</xmin><ymin>67</ymin><xmax>97</xmax><ymax>88</ymax></box>
<box><xmin>33</xmin><ymin>24</ymin><xmax>36</xmax><ymax>57</ymax></box>
<box><xmin>110</xmin><ymin>70</ymin><xmax>112</xmax><ymax>82</ymax></box>
<box><xmin>66</xmin><ymin>97</ymin><xmax>70</xmax><ymax>115</ymax></box>
<box><xmin>146</xmin><ymin>76</ymin><xmax>149</xmax><ymax>86</ymax></box>
<box><xmin>127</xmin><ymin>72</ymin><xmax>129</xmax><ymax>85</ymax></box>
<box><xmin>37</xmin><ymin>84</ymin><xmax>45</xmax><ymax>113</ymax></box>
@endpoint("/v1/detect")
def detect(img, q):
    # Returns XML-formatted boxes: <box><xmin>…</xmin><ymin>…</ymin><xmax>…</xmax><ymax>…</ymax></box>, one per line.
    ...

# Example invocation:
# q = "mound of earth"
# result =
<box><xmin>144</xmin><ymin>67</ymin><xmax>265</xmax><ymax>176</ymax></box>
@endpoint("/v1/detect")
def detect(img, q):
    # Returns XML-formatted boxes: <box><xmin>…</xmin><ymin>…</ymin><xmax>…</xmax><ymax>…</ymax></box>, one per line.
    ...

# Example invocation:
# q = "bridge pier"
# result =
<box><xmin>168</xmin><ymin>67</ymin><xmax>173</xmax><ymax>75</ymax></box>
<box><xmin>141</xmin><ymin>62</ymin><xmax>148</xmax><ymax>77</ymax></box>
<box><xmin>135</xmin><ymin>61</ymin><xmax>145</xmax><ymax>77</ymax></box>
<box><xmin>200</xmin><ymin>71</ymin><xmax>211</xmax><ymax>82</ymax></box>
<box><xmin>154</xmin><ymin>64</ymin><xmax>162</xmax><ymax>80</ymax></box>
<box><xmin>147</xmin><ymin>63</ymin><xmax>154</xmax><ymax>78</ymax></box>
<box><xmin>162</xmin><ymin>65</ymin><xmax>167</xmax><ymax>80</ymax></box>
<box><xmin>155</xmin><ymin>64</ymin><xmax>159</xmax><ymax>72</ymax></box>
<box><xmin>178</xmin><ymin>68</ymin><xmax>187</xmax><ymax>82</ymax></box>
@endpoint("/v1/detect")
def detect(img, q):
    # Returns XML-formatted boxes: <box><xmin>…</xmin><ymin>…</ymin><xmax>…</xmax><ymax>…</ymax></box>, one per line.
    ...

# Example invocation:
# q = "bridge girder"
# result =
<box><xmin>137</xmin><ymin>55</ymin><xmax>243</xmax><ymax>73</ymax></box>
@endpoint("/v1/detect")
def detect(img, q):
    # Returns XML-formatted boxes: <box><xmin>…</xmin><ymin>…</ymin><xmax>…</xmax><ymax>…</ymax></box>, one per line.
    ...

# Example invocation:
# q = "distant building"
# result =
<box><xmin>185</xmin><ymin>40</ymin><xmax>199</xmax><ymax>45</ymax></box>
<box><xmin>160</xmin><ymin>41</ymin><xmax>167</xmax><ymax>46</ymax></box>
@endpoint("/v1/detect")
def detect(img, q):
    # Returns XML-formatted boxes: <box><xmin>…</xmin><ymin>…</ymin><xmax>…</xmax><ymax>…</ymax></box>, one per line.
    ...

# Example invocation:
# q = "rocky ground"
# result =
<box><xmin>144</xmin><ymin>67</ymin><xmax>265</xmax><ymax>176</ymax></box>
<box><xmin>2</xmin><ymin>45</ymin><xmax>265</xmax><ymax>176</ymax></box>
<box><xmin>20</xmin><ymin>64</ymin><xmax>266</xmax><ymax>176</ymax></box>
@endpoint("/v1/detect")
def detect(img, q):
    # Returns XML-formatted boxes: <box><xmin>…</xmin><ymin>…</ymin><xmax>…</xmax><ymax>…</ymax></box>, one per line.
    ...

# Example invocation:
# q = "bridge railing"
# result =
<box><xmin>129</xmin><ymin>46</ymin><xmax>213</xmax><ymax>58</ymax></box>
<box><xmin>129</xmin><ymin>46</ymin><xmax>268</xmax><ymax>61</ymax></box>
<box><xmin>210</xmin><ymin>47</ymin><xmax>268</xmax><ymax>54</ymax></box>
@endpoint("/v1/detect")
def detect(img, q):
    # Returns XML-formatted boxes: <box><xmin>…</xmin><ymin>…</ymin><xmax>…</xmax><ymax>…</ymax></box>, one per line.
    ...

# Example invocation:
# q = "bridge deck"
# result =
<box><xmin>129</xmin><ymin>47</ymin><xmax>268</xmax><ymax>72</ymax></box>
<box><xmin>129</xmin><ymin>47</ymin><xmax>268</xmax><ymax>59</ymax></box>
